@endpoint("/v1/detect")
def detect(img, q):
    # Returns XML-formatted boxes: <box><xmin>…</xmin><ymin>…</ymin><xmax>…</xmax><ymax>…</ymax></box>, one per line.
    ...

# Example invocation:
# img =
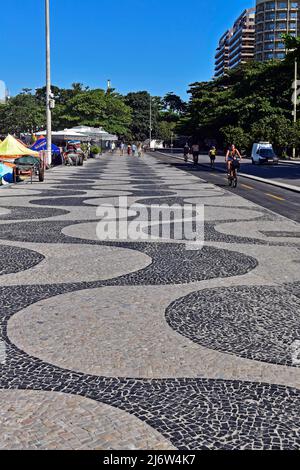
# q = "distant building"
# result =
<box><xmin>214</xmin><ymin>8</ymin><xmax>256</xmax><ymax>77</ymax></box>
<box><xmin>0</xmin><ymin>81</ymin><xmax>8</xmax><ymax>104</ymax></box>
<box><xmin>215</xmin><ymin>30</ymin><xmax>232</xmax><ymax>78</ymax></box>
<box><xmin>255</xmin><ymin>0</ymin><xmax>300</xmax><ymax>62</ymax></box>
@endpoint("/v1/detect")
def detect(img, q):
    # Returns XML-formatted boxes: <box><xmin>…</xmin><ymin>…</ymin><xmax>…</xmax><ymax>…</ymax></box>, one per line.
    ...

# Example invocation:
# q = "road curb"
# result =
<box><xmin>279</xmin><ymin>160</ymin><xmax>300</xmax><ymax>166</ymax></box>
<box><xmin>238</xmin><ymin>172</ymin><xmax>300</xmax><ymax>193</ymax></box>
<box><xmin>154</xmin><ymin>151</ymin><xmax>300</xmax><ymax>194</ymax></box>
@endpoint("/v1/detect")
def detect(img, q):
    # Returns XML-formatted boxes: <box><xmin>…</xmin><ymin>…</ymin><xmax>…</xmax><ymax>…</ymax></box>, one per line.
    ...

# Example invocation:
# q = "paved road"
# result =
<box><xmin>159</xmin><ymin>151</ymin><xmax>300</xmax><ymax>188</ymax></box>
<box><xmin>0</xmin><ymin>154</ymin><xmax>300</xmax><ymax>450</ymax></box>
<box><xmin>153</xmin><ymin>151</ymin><xmax>300</xmax><ymax>223</ymax></box>
<box><xmin>212</xmin><ymin>156</ymin><xmax>300</xmax><ymax>187</ymax></box>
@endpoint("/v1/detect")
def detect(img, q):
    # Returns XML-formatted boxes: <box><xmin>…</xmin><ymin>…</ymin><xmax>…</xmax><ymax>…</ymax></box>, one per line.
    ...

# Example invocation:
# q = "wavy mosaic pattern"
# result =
<box><xmin>0</xmin><ymin>154</ymin><xmax>300</xmax><ymax>450</ymax></box>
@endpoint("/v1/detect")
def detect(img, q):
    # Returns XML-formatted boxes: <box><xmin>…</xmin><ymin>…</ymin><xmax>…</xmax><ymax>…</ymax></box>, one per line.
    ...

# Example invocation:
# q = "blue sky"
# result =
<box><xmin>1</xmin><ymin>0</ymin><xmax>254</xmax><ymax>98</ymax></box>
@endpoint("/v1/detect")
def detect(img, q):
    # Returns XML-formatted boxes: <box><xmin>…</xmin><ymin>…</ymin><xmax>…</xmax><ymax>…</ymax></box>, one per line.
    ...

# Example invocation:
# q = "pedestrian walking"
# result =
<box><xmin>127</xmin><ymin>144</ymin><xmax>132</xmax><ymax>156</ymax></box>
<box><xmin>120</xmin><ymin>142</ymin><xmax>125</xmax><ymax>156</ymax></box>
<box><xmin>132</xmin><ymin>144</ymin><xmax>137</xmax><ymax>157</ymax></box>
<box><xmin>183</xmin><ymin>143</ymin><xmax>190</xmax><ymax>162</ymax></box>
<box><xmin>209</xmin><ymin>146</ymin><xmax>217</xmax><ymax>169</ymax></box>
<box><xmin>110</xmin><ymin>142</ymin><xmax>116</xmax><ymax>154</ymax></box>
<box><xmin>191</xmin><ymin>142</ymin><xmax>200</xmax><ymax>165</ymax></box>
<box><xmin>138</xmin><ymin>143</ymin><xmax>143</xmax><ymax>157</ymax></box>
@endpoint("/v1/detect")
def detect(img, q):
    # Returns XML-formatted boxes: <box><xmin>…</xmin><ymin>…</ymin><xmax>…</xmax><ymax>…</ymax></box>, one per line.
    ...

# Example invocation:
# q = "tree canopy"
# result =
<box><xmin>0</xmin><ymin>84</ymin><xmax>185</xmax><ymax>144</ymax></box>
<box><xmin>178</xmin><ymin>38</ymin><xmax>299</xmax><ymax>153</ymax></box>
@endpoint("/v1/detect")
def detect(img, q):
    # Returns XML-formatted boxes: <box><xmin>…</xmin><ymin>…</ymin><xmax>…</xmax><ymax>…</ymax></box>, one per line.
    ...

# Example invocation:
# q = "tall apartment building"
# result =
<box><xmin>215</xmin><ymin>30</ymin><xmax>231</xmax><ymax>78</ymax></box>
<box><xmin>255</xmin><ymin>1</ymin><xmax>299</xmax><ymax>61</ymax></box>
<box><xmin>214</xmin><ymin>8</ymin><xmax>256</xmax><ymax>77</ymax></box>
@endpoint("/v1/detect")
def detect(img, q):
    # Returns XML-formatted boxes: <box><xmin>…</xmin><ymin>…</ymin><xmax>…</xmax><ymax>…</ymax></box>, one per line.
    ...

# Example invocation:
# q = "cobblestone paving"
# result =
<box><xmin>0</xmin><ymin>154</ymin><xmax>300</xmax><ymax>450</ymax></box>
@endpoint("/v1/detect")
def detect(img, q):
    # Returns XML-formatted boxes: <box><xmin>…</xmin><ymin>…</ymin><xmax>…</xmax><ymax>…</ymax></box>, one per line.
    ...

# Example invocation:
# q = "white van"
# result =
<box><xmin>251</xmin><ymin>142</ymin><xmax>279</xmax><ymax>165</ymax></box>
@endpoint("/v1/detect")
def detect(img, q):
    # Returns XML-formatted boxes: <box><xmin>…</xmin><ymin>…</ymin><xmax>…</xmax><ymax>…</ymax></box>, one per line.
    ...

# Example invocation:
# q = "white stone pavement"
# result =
<box><xmin>0</xmin><ymin>153</ymin><xmax>300</xmax><ymax>450</ymax></box>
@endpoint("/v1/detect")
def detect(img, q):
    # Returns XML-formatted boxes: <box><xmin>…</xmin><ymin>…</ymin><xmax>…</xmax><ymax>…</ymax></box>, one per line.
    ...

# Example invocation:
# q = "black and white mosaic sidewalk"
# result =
<box><xmin>0</xmin><ymin>154</ymin><xmax>300</xmax><ymax>450</ymax></box>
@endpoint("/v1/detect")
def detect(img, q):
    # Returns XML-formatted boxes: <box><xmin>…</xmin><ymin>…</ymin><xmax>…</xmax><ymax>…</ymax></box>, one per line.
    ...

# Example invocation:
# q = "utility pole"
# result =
<box><xmin>45</xmin><ymin>0</ymin><xmax>52</xmax><ymax>166</ymax></box>
<box><xmin>293</xmin><ymin>57</ymin><xmax>297</xmax><ymax>159</ymax></box>
<box><xmin>149</xmin><ymin>94</ymin><xmax>152</xmax><ymax>150</ymax></box>
<box><xmin>292</xmin><ymin>12</ymin><xmax>299</xmax><ymax>159</ymax></box>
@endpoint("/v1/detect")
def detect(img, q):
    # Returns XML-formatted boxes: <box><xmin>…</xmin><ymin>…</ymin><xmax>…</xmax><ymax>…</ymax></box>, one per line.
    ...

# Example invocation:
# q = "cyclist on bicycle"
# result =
<box><xmin>226</xmin><ymin>144</ymin><xmax>242</xmax><ymax>175</ymax></box>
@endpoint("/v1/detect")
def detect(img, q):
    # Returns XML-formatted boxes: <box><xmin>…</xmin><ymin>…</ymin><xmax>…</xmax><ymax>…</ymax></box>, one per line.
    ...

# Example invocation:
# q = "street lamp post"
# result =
<box><xmin>293</xmin><ymin>57</ymin><xmax>297</xmax><ymax>159</ymax></box>
<box><xmin>45</xmin><ymin>0</ymin><xmax>52</xmax><ymax>167</ymax></box>
<box><xmin>292</xmin><ymin>13</ymin><xmax>299</xmax><ymax>159</ymax></box>
<box><xmin>149</xmin><ymin>95</ymin><xmax>152</xmax><ymax>150</ymax></box>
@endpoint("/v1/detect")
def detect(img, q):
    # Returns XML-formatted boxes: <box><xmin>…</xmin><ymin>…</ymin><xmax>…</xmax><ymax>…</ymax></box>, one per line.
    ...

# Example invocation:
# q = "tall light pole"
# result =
<box><xmin>149</xmin><ymin>94</ymin><xmax>152</xmax><ymax>150</ymax></box>
<box><xmin>292</xmin><ymin>11</ymin><xmax>299</xmax><ymax>159</ymax></box>
<box><xmin>293</xmin><ymin>57</ymin><xmax>297</xmax><ymax>159</ymax></box>
<box><xmin>171</xmin><ymin>131</ymin><xmax>174</xmax><ymax>153</ymax></box>
<box><xmin>45</xmin><ymin>0</ymin><xmax>52</xmax><ymax>166</ymax></box>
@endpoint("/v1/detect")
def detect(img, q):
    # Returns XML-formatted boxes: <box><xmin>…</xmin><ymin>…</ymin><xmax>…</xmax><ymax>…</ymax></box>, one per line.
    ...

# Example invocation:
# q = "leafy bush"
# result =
<box><xmin>220</xmin><ymin>126</ymin><xmax>251</xmax><ymax>151</ymax></box>
<box><xmin>90</xmin><ymin>146</ymin><xmax>100</xmax><ymax>155</ymax></box>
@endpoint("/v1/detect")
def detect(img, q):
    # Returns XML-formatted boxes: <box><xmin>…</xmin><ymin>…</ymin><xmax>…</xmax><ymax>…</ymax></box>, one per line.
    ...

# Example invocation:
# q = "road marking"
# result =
<box><xmin>241</xmin><ymin>184</ymin><xmax>254</xmax><ymax>190</ymax></box>
<box><xmin>265</xmin><ymin>193</ymin><xmax>285</xmax><ymax>201</ymax></box>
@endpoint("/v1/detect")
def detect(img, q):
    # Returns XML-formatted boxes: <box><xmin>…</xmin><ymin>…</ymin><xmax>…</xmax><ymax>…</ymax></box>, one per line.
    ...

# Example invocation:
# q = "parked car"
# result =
<box><xmin>251</xmin><ymin>142</ymin><xmax>279</xmax><ymax>165</ymax></box>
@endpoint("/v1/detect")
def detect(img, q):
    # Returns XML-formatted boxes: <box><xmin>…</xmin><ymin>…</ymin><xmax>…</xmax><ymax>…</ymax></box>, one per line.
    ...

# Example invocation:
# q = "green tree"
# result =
<box><xmin>220</xmin><ymin>126</ymin><xmax>250</xmax><ymax>151</ymax></box>
<box><xmin>124</xmin><ymin>91</ymin><xmax>161</xmax><ymax>141</ymax></box>
<box><xmin>0</xmin><ymin>93</ymin><xmax>45</xmax><ymax>135</ymax></box>
<box><xmin>251</xmin><ymin>115</ymin><xmax>295</xmax><ymax>151</ymax></box>
<box><xmin>179</xmin><ymin>59</ymin><xmax>296</xmax><ymax>151</ymax></box>
<box><xmin>162</xmin><ymin>92</ymin><xmax>186</xmax><ymax>114</ymax></box>
<box><xmin>58</xmin><ymin>89</ymin><xmax>132</xmax><ymax>136</ymax></box>
<box><xmin>156</xmin><ymin>121</ymin><xmax>177</xmax><ymax>142</ymax></box>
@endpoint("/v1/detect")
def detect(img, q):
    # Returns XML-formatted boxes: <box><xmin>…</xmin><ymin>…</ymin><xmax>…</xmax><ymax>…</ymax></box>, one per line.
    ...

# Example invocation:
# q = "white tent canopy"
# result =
<box><xmin>71</xmin><ymin>126</ymin><xmax>118</xmax><ymax>141</ymax></box>
<box><xmin>36</xmin><ymin>129</ymin><xmax>89</xmax><ymax>141</ymax></box>
<box><xmin>36</xmin><ymin>126</ymin><xmax>118</xmax><ymax>142</ymax></box>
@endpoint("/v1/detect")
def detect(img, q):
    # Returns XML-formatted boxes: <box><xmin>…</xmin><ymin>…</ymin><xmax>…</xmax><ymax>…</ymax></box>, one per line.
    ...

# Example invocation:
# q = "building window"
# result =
<box><xmin>289</xmin><ymin>22</ymin><xmax>297</xmax><ymax>29</ymax></box>
<box><xmin>266</xmin><ymin>2</ymin><xmax>275</xmax><ymax>10</ymax></box>
<box><xmin>265</xmin><ymin>43</ymin><xmax>274</xmax><ymax>50</ymax></box>
<box><xmin>277</xmin><ymin>12</ymin><xmax>287</xmax><ymax>19</ymax></box>
<box><xmin>256</xmin><ymin>12</ymin><xmax>264</xmax><ymax>22</ymax></box>
<box><xmin>265</xmin><ymin>52</ymin><xmax>274</xmax><ymax>59</ymax></box>
<box><xmin>291</xmin><ymin>2</ymin><xmax>298</xmax><ymax>7</ymax></box>
<box><xmin>266</xmin><ymin>12</ymin><xmax>276</xmax><ymax>20</ymax></box>
<box><xmin>277</xmin><ymin>1</ymin><xmax>287</xmax><ymax>8</ymax></box>
<box><xmin>265</xmin><ymin>33</ymin><xmax>275</xmax><ymax>40</ymax></box>
<box><xmin>275</xmin><ymin>52</ymin><xmax>286</xmax><ymax>59</ymax></box>
<box><xmin>277</xmin><ymin>22</ymin><xmax>287</xmax><ymax>30</ymax></box>
<box><xmin>276</xmin><ymin>42</ymin><xmax>285</xmax><ymax>49</ymax></box>
<box><xmin>265</xmin><ymin>22</ymin><xmax>275</xmax><ymax>30</ymax></box>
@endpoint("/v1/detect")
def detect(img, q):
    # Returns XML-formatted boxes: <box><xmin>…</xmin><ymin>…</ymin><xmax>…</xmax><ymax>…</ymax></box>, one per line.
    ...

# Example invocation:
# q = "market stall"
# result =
<box><xmin>0</xmin><ymin>134</ymin><xmax>44</xmax><ymax>184</ymax></box>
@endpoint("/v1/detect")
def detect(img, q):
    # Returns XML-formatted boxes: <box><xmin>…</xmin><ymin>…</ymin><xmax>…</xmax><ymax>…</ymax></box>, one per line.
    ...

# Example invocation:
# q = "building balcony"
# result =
<box><xmin>215</xmin><ymin>49</ymin><xmax>228</xmax><ymax>60</ymax></box>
